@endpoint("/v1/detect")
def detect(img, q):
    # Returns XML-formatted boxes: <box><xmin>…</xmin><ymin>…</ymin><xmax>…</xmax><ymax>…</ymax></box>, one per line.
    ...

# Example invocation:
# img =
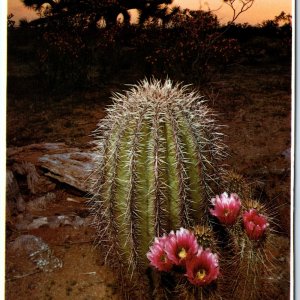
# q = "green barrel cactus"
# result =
<box><xmin>90</xmin><ymin>79</ymin><xmax>225</xmax><ymax>292</ymax></box>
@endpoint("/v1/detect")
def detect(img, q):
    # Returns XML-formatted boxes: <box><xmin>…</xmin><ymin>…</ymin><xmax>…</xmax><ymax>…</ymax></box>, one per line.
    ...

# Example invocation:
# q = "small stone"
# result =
<box><xmin>281</xmin><ymin>148</ymin><xmax>291</xmax><ymax>160</ymax></box>
<box><xmin>9</xmin><ymin>234</ymin><xmax>63</xmax><ymax>272</ymax></box>
<box><xmin>73</xmin><ymin>216</ymin><xmax>85</xmax><ymax>228</ymax></box>
<box><xmin>27</xmin><ymin>217</ymin><xmax>49</xmax><ymax>230</ymax></box>
<box><xmin>27</xmin><ymin>192</ymin><xmax>56</xmax><ymax>210</ymax></box>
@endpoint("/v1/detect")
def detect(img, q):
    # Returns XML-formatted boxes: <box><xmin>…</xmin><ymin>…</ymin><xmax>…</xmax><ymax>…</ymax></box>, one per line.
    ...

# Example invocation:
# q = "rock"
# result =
<box><xmin>7</xmin><ymin>143</ymin><xmax>68</xmax><ymax>160</ymax></box>
<box><xmin>27</xmin><ymin>217</ymin><xmax>49</xmax><ymax>230</ymax></box>
<box><xmin>14</xmin><ymin>214</ymin><xmax>33</xmax><ymax>231</ymax></box>
<box><xmin>47</xmin><ymin>216</ymin><xmax>68</xmax><ymax>229</ymax></box>
<box><xmin>7</xmin><ymin>142</ymin><xmax>105</xmax><ymax>194</ymax></box>
<box><xmin>73</xmin><ymin>215</ymin><xmax>86</xmax><ymax>228</ymax></box>
<box><xmin>6</xmin><ymin>169</ymin><xmax>25</xmax><ymax>213</ymax></box>
<box><xmin>11</xmin><ymin>161</ymin><xmax>56</xmax><ymax>194</ymax></box>
<box><xmin>9</xmin><ymin>235</ymin><xmax>63</xmax><ymax>272</ymax></box>
<box><xmin>39</xmin><ymin>151</ymin><xmax>99</xmax><ymax>193</ymax></box>
<box><xmin>15</xmin><ymin>215</ymin><xmax>89</xmax><ymax>230</ymax></box>
<box><xmin>26</xmin><ymin>192</ymin><xmax>56</xmax><ymax>210</ymax></box>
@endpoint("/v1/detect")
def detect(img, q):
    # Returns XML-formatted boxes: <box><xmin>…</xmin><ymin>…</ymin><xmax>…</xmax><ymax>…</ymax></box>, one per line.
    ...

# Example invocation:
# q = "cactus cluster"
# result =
<box><xmin>90</xmin><ymin>79</ymin><xmax>277</xmax><ymax>299</ymax></box>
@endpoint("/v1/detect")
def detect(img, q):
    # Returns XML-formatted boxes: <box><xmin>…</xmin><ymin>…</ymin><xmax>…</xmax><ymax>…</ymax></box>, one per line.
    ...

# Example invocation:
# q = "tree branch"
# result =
<box><xmin>224</xmin><ymin>0</ymin><xmax>255</xmax><ymax>24</ymax></box>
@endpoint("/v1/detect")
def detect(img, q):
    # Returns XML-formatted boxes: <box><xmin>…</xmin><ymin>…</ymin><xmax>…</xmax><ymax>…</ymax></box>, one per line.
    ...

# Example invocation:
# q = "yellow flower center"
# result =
<box><xmin>178</xmin><ymin>248</ymin><xmax>187</xmax><ymax>259</ymax></box>
<box><xmin>196</xmin><ymin>269</ymin><xmax>206</xmax><ymax>280</ymax></box>
<box><xmin>160</xmin><ymin>254</ymin><xmax>167</xmax><ymax>262</ymax></box>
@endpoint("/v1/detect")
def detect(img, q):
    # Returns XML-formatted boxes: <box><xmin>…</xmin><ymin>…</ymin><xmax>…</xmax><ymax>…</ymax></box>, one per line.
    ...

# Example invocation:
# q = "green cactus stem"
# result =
<box><xmin>90</xmin><ymin>79</ymin><xmax>226</xmax><ymax>286</ymax></box>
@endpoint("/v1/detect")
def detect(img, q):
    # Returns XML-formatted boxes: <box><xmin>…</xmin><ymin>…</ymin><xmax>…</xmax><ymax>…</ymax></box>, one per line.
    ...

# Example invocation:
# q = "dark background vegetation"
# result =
<box><xmin>7</xmin><ymin>0</ymin><xmax>291</xmax><ymax>94</ymax></box>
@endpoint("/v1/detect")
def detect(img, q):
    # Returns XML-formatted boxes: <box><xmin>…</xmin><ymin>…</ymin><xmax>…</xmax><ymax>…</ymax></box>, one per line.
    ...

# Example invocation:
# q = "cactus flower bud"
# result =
<box><xmin>242</xmin><ymin>209</ymin><xmax>269</xmax><ymax>240</ymax></box>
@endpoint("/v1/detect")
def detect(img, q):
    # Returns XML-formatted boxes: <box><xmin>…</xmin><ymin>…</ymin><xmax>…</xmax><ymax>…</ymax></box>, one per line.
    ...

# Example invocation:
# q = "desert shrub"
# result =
<box><xmin>9</xmin><ymin>7</ymin><xmax>291</xmax><ymax>90</ymax></box>
<box><xmin>37</xmin><ymin>29</ymin><xmax>88</xmax><ymax>88</ymax></box>
<box><xmin>35</xmin><ymin>19</ymin><xmax>135</xmax><ymax>88</ymax></box>
<box><xmin>90</xmin><ymin>25</ymin><xmax>125</xmax><ymax>80</ymax></box>
<box><xmin>9</xmin><ymin>7</ymin><xmax>244</xmax><ymax>88</ymax></box>
<box><xmin>237</xmin><ymin>12</ymin><xmax>291</xmax><ymax>64</ymax></box>
<box><xmin>132</xmin><ymin>10</ymin><xmax>240</xmax><ymax>83</ymax></box>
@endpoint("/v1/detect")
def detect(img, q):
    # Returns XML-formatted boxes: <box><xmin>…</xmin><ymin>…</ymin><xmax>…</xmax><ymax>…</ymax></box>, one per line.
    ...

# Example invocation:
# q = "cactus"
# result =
<box><xmin>90</xmin><ymin>79</ymin><xmax>225</xmax><ymax>294</ymax></box>
<box><xmin>206</xmin><ymin>186</ymin><xmax>277</xmax><ymax>300</ymax></box>
<box><xmin>229</xmin><ymin>199</ymin><xmax>275</xmax><ymax>300</ymax></box>
<box><xmin>90</xmin><ymin>78</ymin><xmax>279</xmax><ymax>299</ymax></box>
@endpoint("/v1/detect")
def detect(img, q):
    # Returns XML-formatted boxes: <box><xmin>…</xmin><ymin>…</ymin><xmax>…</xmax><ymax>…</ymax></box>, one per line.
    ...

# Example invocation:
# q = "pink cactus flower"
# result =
<box><xmin>185</xmin><ymin>248</ymin><xmax>220</xmax><ymax>286</ymax></box>
<box><xmin>210</xmin><ymin>192</ymin><xmax>241</xmax><ymax>225</ymax></box>
<box><xmin>147</xmin><ymin>235</ymin><xmax>173</xmax><ymax>271</ymax></box>
<box><xmin>164</xmin><ymin>227</ymin><xmax>198</xmax><ymax>266</ymax></box>
<box><xmin>243</xmin><ymin>209</ymin><xmax>269</xmax><ymax>240</ymax></box>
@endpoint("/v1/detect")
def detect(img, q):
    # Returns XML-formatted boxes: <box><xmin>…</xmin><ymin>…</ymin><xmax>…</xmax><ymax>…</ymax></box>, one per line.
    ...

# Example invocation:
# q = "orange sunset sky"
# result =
<box><xmin>7</xmin><ymin>0</ymin><xmax>292</xmax><ymax>25</ymax></box>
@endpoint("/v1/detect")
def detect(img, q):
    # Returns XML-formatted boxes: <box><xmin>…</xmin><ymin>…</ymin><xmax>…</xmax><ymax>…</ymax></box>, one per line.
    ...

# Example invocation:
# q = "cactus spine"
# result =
<box><xmin>90</xmin><ymin>79</ymin><xmax>225</xmax><ymax>276</ymax></box>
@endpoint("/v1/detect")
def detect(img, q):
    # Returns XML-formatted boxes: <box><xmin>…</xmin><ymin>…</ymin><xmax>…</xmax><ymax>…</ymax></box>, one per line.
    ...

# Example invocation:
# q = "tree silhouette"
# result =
<box><xmin>21</xmin><ymin>0</ymin><xmax>175</xmax><ymax>29</ymax></box>
<box><xmin>7</xmin><ymin>14</ymin><xmax>16</xmax><ymax>29</ymax></box>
